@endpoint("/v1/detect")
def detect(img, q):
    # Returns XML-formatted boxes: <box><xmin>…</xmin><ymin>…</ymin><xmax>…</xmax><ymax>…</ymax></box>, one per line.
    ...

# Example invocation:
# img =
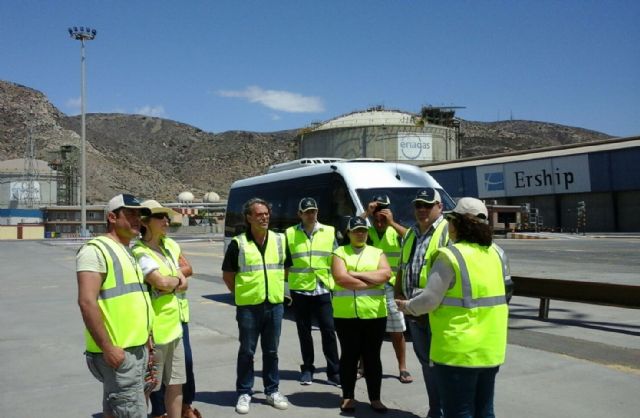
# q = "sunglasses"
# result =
<box><xmin>414</xmin><ymin>202</ymin><xmax>436</xmax><ymax>209</ymax></box>
<box><xmin>150</xmin><ymin>213</ymin><xmax>169</xmax><ymax>220</ymax></box>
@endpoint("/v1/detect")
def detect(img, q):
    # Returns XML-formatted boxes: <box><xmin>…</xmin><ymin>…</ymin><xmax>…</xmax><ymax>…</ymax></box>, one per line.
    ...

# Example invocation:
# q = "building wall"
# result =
<box><xmin>426</xmin><ymin>143</ymin><xmax>640</xmax><ymax>232</ymax></box>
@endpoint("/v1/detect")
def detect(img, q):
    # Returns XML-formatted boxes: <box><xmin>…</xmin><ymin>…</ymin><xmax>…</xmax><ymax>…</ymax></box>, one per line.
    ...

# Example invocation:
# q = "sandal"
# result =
<box><xmin>340</xmin><ymin>398</ymin><xmax>356</xmax><ymax>413</ymax></box>
<box><xmin>182</xmin><ymin>404</ymin><xmax>202</xmax><ymax>418</ymax></box>
<box><xmin>370</xmin><ymin>400</ymin><xmax>388</xmax><ymax>413</ymax></box>
<box><xmin>399</xmin><ymin>370</ymin><xmax>413</xmax><ymax>384</ymax></box>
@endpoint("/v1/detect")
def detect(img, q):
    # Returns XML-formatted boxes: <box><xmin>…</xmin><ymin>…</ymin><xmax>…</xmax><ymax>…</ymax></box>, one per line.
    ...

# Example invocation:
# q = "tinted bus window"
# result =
<box><xmin>355</xmin><ymin>187</ymin><xmax>455</xmax><ymax>227</ymax></box>
<box><xmin>225</xmin><ymin>172</ymin><xmax>355</xmax><ymax>238</ymax></box>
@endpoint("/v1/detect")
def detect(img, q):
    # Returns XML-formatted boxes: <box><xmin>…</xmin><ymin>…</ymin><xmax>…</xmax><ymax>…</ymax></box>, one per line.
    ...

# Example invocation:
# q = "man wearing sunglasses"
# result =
<box><xmin>394</xmin><ymin>187</ymin><xmax>449</xmax><ymax>418</ymax></box>
<box><xmin>76</xmin><ymin>194</ymin><xmax>153</xmax><ymax>418</ymax></box>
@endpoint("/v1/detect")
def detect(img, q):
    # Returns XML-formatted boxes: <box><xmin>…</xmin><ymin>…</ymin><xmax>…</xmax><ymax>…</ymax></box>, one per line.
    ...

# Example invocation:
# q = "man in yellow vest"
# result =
<box><xmin>396</xmin><ymin>197</ymin><xmax>509</xmax><ymax>417</ymax></box>
<box><xmin>76</xmin><ymin>194</ymin><xmax>153</xmax><ymax>418</ymax></box>
<box><xmin>284</xmin><ymin>197</ymin><xmax>341</xmax><ymax>387</ymax></box>
<box><xmin>362</xmin><ymin>195</ymin><xmax>413</xmax><ymax>384</ymax></box>
<box><xmin>394</xmin><ymin>188</ymin><xmax>449</xmax><ymax>418</ymax></box>
<box><xmin>222</xmin><ymin>198</ymin><xmax>289</xmax><ymax>414</ymax></box>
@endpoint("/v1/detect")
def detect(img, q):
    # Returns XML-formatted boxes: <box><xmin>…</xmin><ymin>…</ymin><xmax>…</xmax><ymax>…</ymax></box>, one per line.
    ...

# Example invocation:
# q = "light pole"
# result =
<box><xmin>68</xmin><ymin>26</ymin><xmax>96</xmax><ymax>238</ymax></box>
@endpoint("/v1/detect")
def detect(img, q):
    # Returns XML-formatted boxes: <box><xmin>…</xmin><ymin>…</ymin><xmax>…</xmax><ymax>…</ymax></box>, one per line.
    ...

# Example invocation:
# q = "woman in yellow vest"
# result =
<box><xmin>133</xmin><ymin>200</ymin><xmax>192</xmax><ymax>418</ymax></box>
<box><xmin>331</xmin><ymin>216</ymin><xmax>392</xmax><ymax>413</ymax></box>
<box><xmin>396</xmin><ymin>198</ymin><xmax>509</xmax><ymax>418</ymax></box>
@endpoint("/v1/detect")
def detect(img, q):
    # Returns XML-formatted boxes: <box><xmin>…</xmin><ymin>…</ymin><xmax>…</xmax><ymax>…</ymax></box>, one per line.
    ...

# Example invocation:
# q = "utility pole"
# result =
<box><xmin>68</xmin><ymin>26</ymin><xmax>97</xmax><ymax>238</ymax></box>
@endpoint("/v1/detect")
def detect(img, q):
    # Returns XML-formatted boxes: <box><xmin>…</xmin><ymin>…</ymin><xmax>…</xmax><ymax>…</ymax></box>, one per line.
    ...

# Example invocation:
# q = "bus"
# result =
<box><xmin>224</xmin><ymin>159</ymin><xmax>455</xmax><ymax>248</ymax></box>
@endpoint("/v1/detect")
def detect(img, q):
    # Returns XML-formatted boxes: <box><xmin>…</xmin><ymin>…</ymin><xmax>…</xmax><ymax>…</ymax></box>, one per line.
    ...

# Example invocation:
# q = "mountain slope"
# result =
<box><xmin>0</xmin><ymin>80</ymin><xmax>613</xmax><ymax>203</ymax></box>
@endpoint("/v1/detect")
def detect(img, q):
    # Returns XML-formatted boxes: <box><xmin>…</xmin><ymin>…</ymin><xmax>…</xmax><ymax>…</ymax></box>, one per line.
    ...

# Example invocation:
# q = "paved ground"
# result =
<box><xmin>0</xmin><ymin>239</ymin><xmax>638</xmax><ymax>417</ymax></box>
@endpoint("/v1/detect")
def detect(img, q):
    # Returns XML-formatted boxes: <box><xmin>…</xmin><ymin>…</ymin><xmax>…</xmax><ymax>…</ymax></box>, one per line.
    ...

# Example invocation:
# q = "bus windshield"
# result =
<box><xmin>355</xmin><ymin>187</ymin><xmax>455</xmax><ymax>228</ymax></box>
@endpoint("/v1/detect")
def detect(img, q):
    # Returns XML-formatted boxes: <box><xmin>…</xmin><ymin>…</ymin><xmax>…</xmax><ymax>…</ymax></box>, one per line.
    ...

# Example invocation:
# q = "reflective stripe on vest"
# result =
<box><xmin>163</xmin><ymin>237</ymin><xmax>190</xmax><ymax>323</ymax></box>
<box><xmin>368</xmin><ymin>227</ymin><xmax>401</xmax><ymax>285</ymax></box>
<box><xmin>132</xmin><ymin>240</ymin><xmax>182</xmax><ymax>345</ymax></box>
<box><xmin>331</xmin><ymin>245</ymin><xmax>387</xmax><ymax>319</ymax></box>
<box><xmin>399</xmin><ymin>220</ymin><xmax>449</xmax><ymax>292</ymax></box>
<box><xmin>285</xmin><ymin>225</ymin><xmax>335</xmax><ymax>291</ymax></box>
<box><xmin>84</xmin><ymin>236</ymin><xmax>152</xmax><ymax>353</ymax></box>
<box><xmin>234</xmin><ymin>231</ymin><xmax>286</xmax><ymax>306</ymax></box>
<box><xmin>429</xmin><ymin>242</ymin><xmax>508</xmax><ymax>367</ymax></box>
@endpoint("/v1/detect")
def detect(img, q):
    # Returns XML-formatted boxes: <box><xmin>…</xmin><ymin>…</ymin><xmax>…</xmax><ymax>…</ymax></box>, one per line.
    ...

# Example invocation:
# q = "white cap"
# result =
<box><xmin>141</xmin><ymin>199</ymin><xmax>175</xmax><ymax>217</ymax></box>
<box><xmin>450</xmin><ymin>197</ymin><xmax>489</xmax><ymax>223</ymax></box>
<box><xmin>106</xmin><ymin>194</ymin><xmax>150</xmax><ymax>215</ymax></box>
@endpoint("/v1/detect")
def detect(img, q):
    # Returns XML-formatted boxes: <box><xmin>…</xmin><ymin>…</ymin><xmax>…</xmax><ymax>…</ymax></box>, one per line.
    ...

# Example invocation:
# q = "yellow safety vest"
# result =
<box><xmin>163</xmin><ymin>237</ymin><xmax>190</xmax><ymax>323</ymax></box>
<box><xmin>83</xmin><ymin>236</ymin><xmax>153</xmax><ymax>353</ymax></box>
<box><xmin>368</xmin><ymin>227</ymin><xmax>401</xmax><ymax>285</ymax></box>
<box><xmin>332</xmin><ymin>245</ymin><xmax>387</xmax><ymax>319</ymax></box>
<box><xmin>233</xmin><ymin>231</ymin><xmax>286</xmax><ymax>306</ymax></box>
<box><xmin>400</xmin><ymin>220</ymin><xmax>449</xmax><ymax>290</ymax></box>
<box><xmin>429</xmin><ymin>242</ymin><xmax>509</xmax><ymax>367</ymax></box>
<box><xmin>285</xmin><ymin>224</ymin><xmax>335</xmax><ymax>291</ymax></box>
<box><xmin>132</xmin><ymin>240</ymin><xmax>182</xmax><ymax>345</ymax></box>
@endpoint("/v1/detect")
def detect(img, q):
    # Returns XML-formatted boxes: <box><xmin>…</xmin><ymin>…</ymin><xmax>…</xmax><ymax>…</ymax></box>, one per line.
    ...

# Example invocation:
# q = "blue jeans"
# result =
<box><xmin>150</xmin><ymin>322</ymin><xmax>196</xmax><ymax>415</ymax></box>
<box><xmin>407</xmin><ymin>317</ymin><xmax>442</xmax><ymax>418</ymax></box>
<box><xmin>434</xmin><ymin>364</ymin><xmax>499</xmax><ymax>418</ymax></box>
<box><xmin>236</xmin><ymin>302</ymin><xmax>284</xmax><ymax>396</ymax></box>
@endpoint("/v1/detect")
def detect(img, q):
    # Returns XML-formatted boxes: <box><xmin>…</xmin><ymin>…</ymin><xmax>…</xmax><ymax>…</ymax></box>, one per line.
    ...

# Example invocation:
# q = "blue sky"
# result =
<box><xmin>2</xmin><ymin>0</ymin><xmax>639</xmax><ymax>137</ymax></box>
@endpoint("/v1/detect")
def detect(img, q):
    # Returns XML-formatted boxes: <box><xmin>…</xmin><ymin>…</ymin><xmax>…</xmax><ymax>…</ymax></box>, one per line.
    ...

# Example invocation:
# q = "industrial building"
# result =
<box><xmin>297</xmin><ymin>106</ymin><xmax>459</xmax><ymax>164</ymax></box>
<box><xmin>423</xmin><ymin>136</ymin><xmax>640</xmax><ymax>232</ymax></box>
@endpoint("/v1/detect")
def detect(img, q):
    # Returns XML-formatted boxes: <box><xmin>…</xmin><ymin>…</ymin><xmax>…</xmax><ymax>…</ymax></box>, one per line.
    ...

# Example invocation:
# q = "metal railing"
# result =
<box><xmin>511</xmin><ymin>276</ymin><xmax>640</xmax><ymax>319</ymax></box>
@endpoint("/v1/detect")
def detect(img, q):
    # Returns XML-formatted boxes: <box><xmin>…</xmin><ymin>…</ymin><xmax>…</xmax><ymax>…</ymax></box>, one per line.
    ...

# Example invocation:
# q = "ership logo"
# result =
<box><xmin>484</xmin><ymin>172</ymin><xmax>504</xmax><ymax>192</ymax></box>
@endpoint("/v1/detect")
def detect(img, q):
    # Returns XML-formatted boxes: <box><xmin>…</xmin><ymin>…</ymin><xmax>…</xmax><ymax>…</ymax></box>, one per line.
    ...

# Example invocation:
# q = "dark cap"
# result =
<box><xmin>106</xmin><ymin>194</ymin><xmax>151</xmax><ymax>215</ymax></box>
<box><xmin>412</xmin><ymin>188</ymin><xmax>441</xmax><ymax>205</ymax></box>
<box><xmin>372</xmin><ymin>194</ymin><xmax>390</xmax><ymax>208</ymax></box>
<box><xmin>347</xmin><ymin>216</ymin><xmax>368</xmax><ymax>231</ymax></box>
<box><xmin>298</xmin><ymin>197</ymin><xmax>318</xmax><ymax>212</ymax></box>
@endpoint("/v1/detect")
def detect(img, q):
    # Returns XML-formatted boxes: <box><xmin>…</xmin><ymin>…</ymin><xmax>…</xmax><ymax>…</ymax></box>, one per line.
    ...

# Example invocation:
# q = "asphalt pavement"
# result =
<box><xmin>0</xmin><ymin>238</ymin><xmax>638</xmax><ymax>417</ymax></box>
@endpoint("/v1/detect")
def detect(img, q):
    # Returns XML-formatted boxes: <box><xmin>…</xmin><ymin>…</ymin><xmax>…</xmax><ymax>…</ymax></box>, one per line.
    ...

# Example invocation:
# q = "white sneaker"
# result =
<box><xmin>266</xmin><ymin>391</ymin><xmax>289</xmax><ymax>410</ymax></box>
<box><xmin>235</xmin><ymin>394</ymin><xmax>251</xmax><ymax>414</ymax></box>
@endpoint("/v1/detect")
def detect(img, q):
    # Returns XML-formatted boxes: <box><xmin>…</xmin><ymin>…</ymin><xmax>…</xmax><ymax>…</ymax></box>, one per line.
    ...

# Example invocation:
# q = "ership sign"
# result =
<box><xmin>476</xmin><ymin>155</ymin><xmax>591</xmax><ymax>198</ymax></box>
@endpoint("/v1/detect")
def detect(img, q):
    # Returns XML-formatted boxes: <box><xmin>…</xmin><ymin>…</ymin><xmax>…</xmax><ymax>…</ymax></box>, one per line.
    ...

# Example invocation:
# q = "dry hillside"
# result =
<box><xmin>0</xmin><ymin>80</ymin><xmax>612</xmax><ymax>203</ymax></box>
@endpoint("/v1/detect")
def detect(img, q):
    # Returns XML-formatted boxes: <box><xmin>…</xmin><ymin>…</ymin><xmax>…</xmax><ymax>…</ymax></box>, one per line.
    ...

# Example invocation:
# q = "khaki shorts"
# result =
<box><xmin>85</xmin><ymin>345</ymin><xmax>148</xmax><ymax>417</ymax></box>
<box><xmin>154</xmin><ymin>337</ymin><xmax>186</xmax><ymax>390</ymax></box>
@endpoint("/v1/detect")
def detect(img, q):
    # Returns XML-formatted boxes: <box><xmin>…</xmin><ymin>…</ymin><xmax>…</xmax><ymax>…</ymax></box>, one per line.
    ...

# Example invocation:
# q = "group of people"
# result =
<box><xmin>77</xmin><ymin>187</ymin><xmax>512</xmax><ymax>418</ymax></box>
<box><xmin>221</xmin><ymin>188</ymin><xmax>512</xmax><ymax>417</ymax></box>
<box><xmin>77</xmin><ymin>194</ymin><xmax>201</xmax><ymax>418</ymax></box>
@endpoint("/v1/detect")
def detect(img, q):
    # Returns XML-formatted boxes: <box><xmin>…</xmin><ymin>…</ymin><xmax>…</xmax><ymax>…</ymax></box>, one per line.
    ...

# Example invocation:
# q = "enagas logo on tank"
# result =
<box><xmin>397</xmin><ymin>133</ymin><xmax>433</xmax><ymax>161</ymax></box>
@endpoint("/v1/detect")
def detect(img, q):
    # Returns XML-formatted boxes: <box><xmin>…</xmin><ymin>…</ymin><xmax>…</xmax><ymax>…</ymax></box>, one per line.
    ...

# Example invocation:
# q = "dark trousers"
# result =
<box><xmin>150</xmin><ymin>321</ymin><xmax>196</xmax><ymax>416</ymax></box>
<box><xmin>236</xmin><ymin>302</ymin><xmax>284</xmax><ymax>396</ymax></box>
<box><xmin>407</xmin><ymin>317</ymin><xmax>442</xmax><ymax>418</ymax></box>
<box><xmin>291</xmin><ymin>292</ymin><xmax>340</xmax><ymax>377</ymax></box>
<box><xmin>335</xmin><ymin>317</ymin><xmax>387</xmax><ymax>401</ymax></box>
<box><xmin>434</xmin><ymin>364</ymin><xmax>499</xmax><ymax>418</ymax></box>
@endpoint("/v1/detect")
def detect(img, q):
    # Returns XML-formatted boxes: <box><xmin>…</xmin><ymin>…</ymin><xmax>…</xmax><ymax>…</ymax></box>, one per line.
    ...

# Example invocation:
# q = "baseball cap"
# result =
<box><xmin>412</xmin><ymin>188</ymin><xmax>441</xmax><ymax>205</ymax></box>
<box><xmin>106</xmin><ymin>194</ymin><xmax>151</xmax><ymax>215</ymax></box>
<box><xmin>449</xmin><ymin>197</ymin><xmax>489</xmax><ymax>223</ymax></box>
<box><xmin>347</xmin><ymin>216</ymin><xmax>368</xmax><ymax>231</ymax></box>
<box><xmin>298</xmin><ymin>197</ymin><xmax>318</xmax><ymax>212</ymax></box>
<box><xmin>372</xmin><ymin>194</ymin><xmax>391</xmax><ymax>208</ymax></box>
<box><xmin>141</xmin><ymin>199</ymin><xmax>174</xmax><ymax>217</ymax></box>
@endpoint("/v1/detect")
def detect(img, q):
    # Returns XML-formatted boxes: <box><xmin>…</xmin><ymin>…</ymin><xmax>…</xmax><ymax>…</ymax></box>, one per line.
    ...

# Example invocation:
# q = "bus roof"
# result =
<box><xmin>230</xmin><ymin>161</ymin><xmax>443</xmax><ymax>191</ymax></box>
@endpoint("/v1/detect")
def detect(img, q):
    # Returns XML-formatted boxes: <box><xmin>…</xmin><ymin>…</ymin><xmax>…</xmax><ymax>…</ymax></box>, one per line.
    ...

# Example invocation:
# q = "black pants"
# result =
<box><xmin>291</xmin><ymin>292</ymin><xmax>340</xmax><ymax>377</ymax></box>
<box><xmin>335</xmin><ymin>316</ymin><xmax>387</xmax><ymax>401</ymax></box>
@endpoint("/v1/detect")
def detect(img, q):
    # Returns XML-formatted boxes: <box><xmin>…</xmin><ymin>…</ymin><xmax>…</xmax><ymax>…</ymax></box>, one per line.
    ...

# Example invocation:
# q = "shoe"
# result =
<box><xmin>266</xmin><ymin>391</ymin><xmax>289</xmax><ymax>410</ymax></box>
<box><xmin>340</xmin><ymin>398</ymin><xmax>356</xmax><ymax>413</ymax></box>
<box><xmin>327</xmin><ymin>374</ymin><xmax>341</xmax><ymax>388</ymax></box>
<box><xmin>182</xmin><ymin>404</ymin><xmax>202</xmax><ymax>418</ymax></box>
<box><xmin>370</xmin><ymin>400</ymin><xmax>388</xmax><ymax>413</ymax></box>
<box><xmin>235</xmin><ymin>394</ymin><xmax>251</xmax><ymax>414</ymax></box>
<box><xmin>300</xmin><ymin>369</ymin><xmax>313</xmax><ymax>385</ymax></box>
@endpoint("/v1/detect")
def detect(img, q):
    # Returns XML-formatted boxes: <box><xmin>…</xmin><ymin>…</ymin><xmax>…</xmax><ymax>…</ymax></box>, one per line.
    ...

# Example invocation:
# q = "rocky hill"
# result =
<box><xmin>0</xmin><ymin>80</ymin><xmax>613</xmax><ymax>203</ymax></box>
